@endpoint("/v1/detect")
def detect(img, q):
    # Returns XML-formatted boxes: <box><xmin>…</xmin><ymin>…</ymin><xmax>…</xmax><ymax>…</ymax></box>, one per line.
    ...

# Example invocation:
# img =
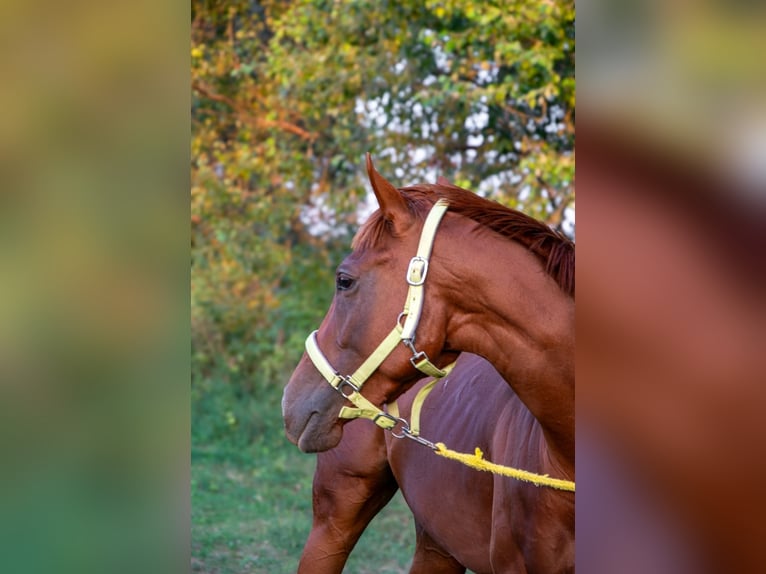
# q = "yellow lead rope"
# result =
<box><xmin>432</xmin><ymin>442</ymin><xmax>575</xmax><ymax>492</ymax></box>
<box><xmin>388</xmin><ymin>384</ymin><xmax>575</xmax><ymax>492</ymax></box>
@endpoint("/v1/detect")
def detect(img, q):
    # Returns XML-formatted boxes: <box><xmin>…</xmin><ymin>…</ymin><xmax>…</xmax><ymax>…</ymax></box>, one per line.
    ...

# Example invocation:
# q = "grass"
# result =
<box><xmin>191</xmin><ymin>383</ymin><xmax>416</xmax><ymax>573</ymax></box>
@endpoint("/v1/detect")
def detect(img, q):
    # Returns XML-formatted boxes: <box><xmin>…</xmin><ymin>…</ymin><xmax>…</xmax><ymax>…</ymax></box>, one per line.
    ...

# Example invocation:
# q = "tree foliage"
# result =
<box><xmin>191</xmin><ymin>0</ymin><xmax>575</xmax><ymax>439</ymax></box>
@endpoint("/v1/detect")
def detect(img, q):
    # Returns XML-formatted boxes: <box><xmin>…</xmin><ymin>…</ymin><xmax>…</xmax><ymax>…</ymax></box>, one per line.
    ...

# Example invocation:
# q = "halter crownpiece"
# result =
<box><xmin>304</xmin><ymin>199</ymin><xmax>453</xmax><ymax>429</ymax></box>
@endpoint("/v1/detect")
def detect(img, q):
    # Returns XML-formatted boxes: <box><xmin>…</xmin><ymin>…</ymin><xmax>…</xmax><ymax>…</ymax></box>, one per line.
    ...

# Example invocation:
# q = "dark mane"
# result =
<box><xmin>353</xmin><ymin>182</ymin><xmax>575</xmax><ymax>296</ymax></box>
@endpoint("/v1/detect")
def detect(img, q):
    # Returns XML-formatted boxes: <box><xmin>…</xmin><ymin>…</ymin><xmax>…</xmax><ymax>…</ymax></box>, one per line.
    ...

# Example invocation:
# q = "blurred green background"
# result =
<box><xmin>3</xmin><ymin>0</ymin><xmax>764</xmax><ymax>570</ymax></box>
<box><xmin>191</xmin><ymin>1</ymin><xmax>574</xmax><ymax>572</ymax></box>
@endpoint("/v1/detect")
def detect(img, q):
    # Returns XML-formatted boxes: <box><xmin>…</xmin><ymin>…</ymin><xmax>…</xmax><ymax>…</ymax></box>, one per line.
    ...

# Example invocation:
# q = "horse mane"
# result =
<box><xmin>353</xmin><ymin>182</ymin><xmax>575</xmax><ymax>296</ymax></box>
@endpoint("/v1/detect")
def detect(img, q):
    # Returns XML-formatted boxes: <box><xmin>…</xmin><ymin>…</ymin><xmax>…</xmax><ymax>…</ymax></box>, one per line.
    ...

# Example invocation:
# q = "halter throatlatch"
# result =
<box><xmin>304</xmin><ymin>199</ymin><xmax>453</xmax><ymax>430</ymax></box>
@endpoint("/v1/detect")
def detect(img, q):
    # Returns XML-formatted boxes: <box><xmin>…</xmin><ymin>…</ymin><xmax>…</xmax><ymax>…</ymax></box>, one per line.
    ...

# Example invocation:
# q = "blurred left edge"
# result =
<box><xmin>0</xmin><ymin>2</ymin><xmax>190</xmax><ymax>574</ymax></box>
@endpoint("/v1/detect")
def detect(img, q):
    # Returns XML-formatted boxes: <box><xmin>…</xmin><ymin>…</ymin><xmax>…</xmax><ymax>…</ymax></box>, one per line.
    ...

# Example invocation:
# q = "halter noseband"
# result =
<box><xmin>304</xmin><ymin>199</ymin><xmax>454</xmax><ymax>430</ymax></box>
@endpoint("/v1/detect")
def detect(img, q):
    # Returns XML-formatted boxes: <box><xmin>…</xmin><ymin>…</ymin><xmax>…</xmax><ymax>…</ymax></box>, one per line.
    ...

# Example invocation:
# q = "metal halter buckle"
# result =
<box><xmin>404</xmin><ymin>338</ymin><xmax>430</xmax><ymax>369</ymax></box>
<box><xmin>409</xmin><ymin>350</ymin><xmax>430</xmax><ymax>370</ymax></box>
<box><xmin>406</xmin><ymin>256</ymin><xmax>429</xmax><ymax>286</ymax></box>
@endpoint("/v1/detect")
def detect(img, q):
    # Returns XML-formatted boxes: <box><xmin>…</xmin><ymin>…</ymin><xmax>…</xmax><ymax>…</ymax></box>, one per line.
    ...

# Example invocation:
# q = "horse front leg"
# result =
<box><xmin>297</xmin><ymin>420</ymin><xmax>398</xmax><ymax>574</ymax></box>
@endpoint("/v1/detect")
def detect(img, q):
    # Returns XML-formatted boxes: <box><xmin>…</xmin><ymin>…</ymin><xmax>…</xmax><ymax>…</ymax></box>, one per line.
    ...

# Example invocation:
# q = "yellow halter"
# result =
<box><xmin>304</xmin><ymin>199</ymin><xmax>453</xmax><ymax>430</ymax></box>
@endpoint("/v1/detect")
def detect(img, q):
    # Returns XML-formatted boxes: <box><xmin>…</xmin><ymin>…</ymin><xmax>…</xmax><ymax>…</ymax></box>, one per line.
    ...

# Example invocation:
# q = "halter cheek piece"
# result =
<box><xmin>304</xmin><ymin>199</ymin><xmax>455</xmax><ymax>431</ymax></box>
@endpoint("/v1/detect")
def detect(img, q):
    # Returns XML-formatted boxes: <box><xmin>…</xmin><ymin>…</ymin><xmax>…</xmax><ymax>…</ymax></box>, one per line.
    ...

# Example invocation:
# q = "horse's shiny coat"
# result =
<box><xmin>297</xmin><ymin>354</ymin><xmax>574</xmax><ymax>573</ymax></box>
<box><xmin>283</xmin><ymin>157</ymin><xmax>574</xmax><ymax>572</ymax></box>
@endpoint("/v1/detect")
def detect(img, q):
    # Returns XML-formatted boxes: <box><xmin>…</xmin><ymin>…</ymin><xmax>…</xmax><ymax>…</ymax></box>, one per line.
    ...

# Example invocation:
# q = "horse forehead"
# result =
<box><xmin>345</xmin><ymin>244</ymin><xmax>400</xmax><ymax>269</ymax></box>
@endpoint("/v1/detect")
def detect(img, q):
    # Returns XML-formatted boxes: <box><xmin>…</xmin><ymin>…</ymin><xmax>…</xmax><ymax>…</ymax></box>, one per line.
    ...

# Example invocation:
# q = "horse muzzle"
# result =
<box><xmin>282</xmin><ymin>363</ymin><xmax>346</xmax><ymax>452</ymax></box>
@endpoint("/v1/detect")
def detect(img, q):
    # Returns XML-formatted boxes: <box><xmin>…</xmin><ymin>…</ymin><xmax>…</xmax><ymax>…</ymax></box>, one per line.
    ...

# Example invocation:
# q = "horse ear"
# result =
<box><xmin>436</xmin><ymin>176</ymin><xmax>451</xmax><ymax>186</ymax></box>
<box><xmin>366</xmin><ymin>153</ymin><xmax>412</xmax><ymax>231</ymax></box>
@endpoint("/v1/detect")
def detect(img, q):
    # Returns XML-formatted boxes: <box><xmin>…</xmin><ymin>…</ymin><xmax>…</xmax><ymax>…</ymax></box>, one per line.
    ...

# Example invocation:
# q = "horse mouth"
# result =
<box><xmin>283</xmin><ymin>410</ymin><xmax>312</xmax><ymax>446</ymax></box>
<box><xmin>290</xmin><ymin>411</ymin><xmax>342</xmax><ymax>453</ymax></box>
<box><xmin>295</xmin><ymin>412</ymin><xmax>317</xmax><ymax>451</ymax></box>
<box><xmin>297</xmin><ymin>426</ymin><xmax>321</xmax><ymax>453</ymax></box>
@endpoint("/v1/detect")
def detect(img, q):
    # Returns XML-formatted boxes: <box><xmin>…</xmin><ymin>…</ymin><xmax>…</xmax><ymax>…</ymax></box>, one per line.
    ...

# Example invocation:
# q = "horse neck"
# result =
<box><xmin>435</xmin><ymin>224</ymin><xmax>575</xmax><ymax>465</ymax></box>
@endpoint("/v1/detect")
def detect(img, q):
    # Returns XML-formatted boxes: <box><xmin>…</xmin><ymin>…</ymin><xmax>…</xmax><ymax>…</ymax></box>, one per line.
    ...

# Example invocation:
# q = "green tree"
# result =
<box><xmin>191</xmin><ymin>0</ymin><xmax>575</xmax><ymax>440</ymax></box>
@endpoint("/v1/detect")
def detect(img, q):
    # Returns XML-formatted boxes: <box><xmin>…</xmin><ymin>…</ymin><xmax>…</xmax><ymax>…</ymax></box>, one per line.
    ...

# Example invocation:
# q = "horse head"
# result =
<box><xmin>282</xmin><ymin>155</ymin><xmax>459</xmax><ymax>452</ymax></box>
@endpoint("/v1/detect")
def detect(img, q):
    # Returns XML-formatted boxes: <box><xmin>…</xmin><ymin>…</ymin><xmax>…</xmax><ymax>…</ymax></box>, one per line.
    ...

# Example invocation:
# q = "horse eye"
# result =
<box><xmin>336</xmin><ymin>274</ymin><xmax>355</xmax><ymax>292</ymax></box>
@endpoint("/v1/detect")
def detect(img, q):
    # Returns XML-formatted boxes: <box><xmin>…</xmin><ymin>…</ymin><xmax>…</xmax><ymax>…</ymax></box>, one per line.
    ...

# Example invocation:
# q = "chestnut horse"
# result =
<box><xmin>282</xmin><ymin>155</ymin><xmax>575</xmax><ymax>572</ymax></box>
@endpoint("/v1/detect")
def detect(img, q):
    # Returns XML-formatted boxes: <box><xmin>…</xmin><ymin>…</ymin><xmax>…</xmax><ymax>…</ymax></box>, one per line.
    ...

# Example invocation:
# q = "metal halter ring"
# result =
<box><xmin>373</xmin><ymin>412</ymin><xmax>410</xmax><ymax>438</ymax></box>
<box><xmin>390</xmin><ymin>418</ymin><xmax>411</xmax><ymax>439</ymax></box>
<box><xmin>335</xmin><ymin>377</ymin><xmax>360</xmax><ymax>398</ymax></box>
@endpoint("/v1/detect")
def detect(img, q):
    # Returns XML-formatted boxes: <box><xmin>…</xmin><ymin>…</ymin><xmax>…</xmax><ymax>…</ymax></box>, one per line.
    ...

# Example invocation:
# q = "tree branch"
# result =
<box><xmin>192</xmin><ymin>80</ymin><xmax>317</xmax><ymax>141</ymax></box>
